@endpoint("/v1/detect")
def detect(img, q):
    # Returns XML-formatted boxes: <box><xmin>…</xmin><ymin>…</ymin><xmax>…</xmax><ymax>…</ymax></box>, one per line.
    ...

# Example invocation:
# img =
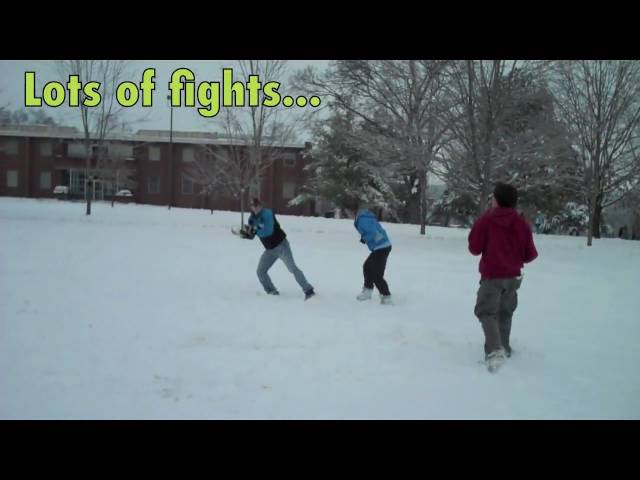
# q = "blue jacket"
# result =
<box><xmin>249</xmin><ymin>208</ymin><xmax>287</xmax><ymax>250</ymax></box>
<box><xmin>354</xmin><ymin>209</ymin><xmax>391</xmax><ymax>252</ymax></box>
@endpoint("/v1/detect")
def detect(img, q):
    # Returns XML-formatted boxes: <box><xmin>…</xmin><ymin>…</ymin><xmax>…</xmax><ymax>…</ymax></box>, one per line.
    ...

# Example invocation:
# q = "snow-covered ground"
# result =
<box><xmin>1</xmin><ymin>197</ymin><xmax>639</xmax><ymax>419</ymax></box>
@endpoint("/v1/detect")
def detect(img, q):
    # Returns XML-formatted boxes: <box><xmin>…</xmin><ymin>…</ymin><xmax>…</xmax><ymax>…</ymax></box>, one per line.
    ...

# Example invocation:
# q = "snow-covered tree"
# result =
<box><xmin>292</xmin><ymin>107</ymin><xmax>401</xmax><ymax>218</ymax></box>
<box><xmin>294</xmin><ymin>60</ymin><xmax>452</xmax><ymax>233</ymax></box>
<box><xmin>436</xmin><ymin>61</ymin><xmax>574</xmax><ymax>217</ymax></box>
<box><xmin>551</xmin><ymin>60</ymin><xmax>640</xmax><ymax>245</ymax></box>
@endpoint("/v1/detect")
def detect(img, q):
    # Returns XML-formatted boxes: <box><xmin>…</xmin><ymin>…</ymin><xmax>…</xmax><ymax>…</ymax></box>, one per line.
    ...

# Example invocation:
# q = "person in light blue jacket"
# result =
<box><xmin>353</xmin><ymin>207</ymin><xmax>393</xmax><ymax>304</ymax></box>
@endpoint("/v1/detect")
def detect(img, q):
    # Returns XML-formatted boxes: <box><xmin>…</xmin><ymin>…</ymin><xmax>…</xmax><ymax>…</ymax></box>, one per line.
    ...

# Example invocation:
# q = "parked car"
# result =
<box><xmin>53</xmin><ymin>185</ymin><xmax>69</xmax><ymax>200</ymax></box>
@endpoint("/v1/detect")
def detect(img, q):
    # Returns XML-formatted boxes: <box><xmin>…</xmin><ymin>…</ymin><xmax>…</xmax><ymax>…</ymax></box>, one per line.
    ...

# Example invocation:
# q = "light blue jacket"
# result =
<box><xmin>354</xmin><ymin>209</ymin><xmax>391</xmax><ymax>252</ymax></box>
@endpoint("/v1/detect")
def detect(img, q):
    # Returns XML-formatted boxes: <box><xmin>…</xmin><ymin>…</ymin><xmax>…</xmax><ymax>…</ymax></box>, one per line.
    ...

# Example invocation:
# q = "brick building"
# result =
<box><xmin>0</xmin><ymin>125</ymin><xmax>315</xmax><ymax>216</ymax></box>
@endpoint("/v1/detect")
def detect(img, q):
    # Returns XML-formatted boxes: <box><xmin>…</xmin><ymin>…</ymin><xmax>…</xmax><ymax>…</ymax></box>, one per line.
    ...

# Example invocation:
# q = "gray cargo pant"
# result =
<box><xmin>474</xmin><ymin>277</ymin><xmax>523</xmax><ymax>356</ymax></box>
<box><xmin>257</xmin><ymin>239</ymin><xmax>313</xmax><ymax>294</ymax></box>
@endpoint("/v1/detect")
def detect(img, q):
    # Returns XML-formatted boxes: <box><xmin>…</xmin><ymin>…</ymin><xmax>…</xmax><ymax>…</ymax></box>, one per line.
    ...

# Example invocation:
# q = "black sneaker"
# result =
<box><xmin>266</xmin><ymin>289</ymin><xmax>280</xmax><ymax>296</ymax></box>
<box><xmin>304</xmin><ymin>288</ymin><xmax>315</xmax><ymax>300</ymax></box>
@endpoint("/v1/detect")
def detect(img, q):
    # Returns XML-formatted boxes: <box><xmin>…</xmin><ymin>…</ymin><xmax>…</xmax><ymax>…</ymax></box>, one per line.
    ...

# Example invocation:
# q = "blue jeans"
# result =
<box><xmin>257</xmin><ymin>239</ymin><xmax>313</xmax><ymax>293</ymax></box>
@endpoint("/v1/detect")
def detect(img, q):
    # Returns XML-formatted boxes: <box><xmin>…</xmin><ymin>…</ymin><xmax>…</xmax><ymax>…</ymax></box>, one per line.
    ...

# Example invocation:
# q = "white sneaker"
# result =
<box><xmin>380</xmin><ymin>294</ymin><xmax>393</xmax><ymax>305</ymax></box>
<box><xmin>357</xmin><ymin>288</ymin><xmax>373</xmax><ymax>301</ymax></box>
<box><xmin>485</xmin><ymin>349</ymin><xmax>506</xmax><ymax>373</ymax></box>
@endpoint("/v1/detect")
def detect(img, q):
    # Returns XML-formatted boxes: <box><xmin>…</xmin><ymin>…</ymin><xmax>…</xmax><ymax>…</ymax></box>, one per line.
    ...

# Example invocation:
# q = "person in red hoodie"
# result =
<box><xmin>468</xmin><ymin>183</ymin><xmax>538</xmax><ymax>372</ymax></box>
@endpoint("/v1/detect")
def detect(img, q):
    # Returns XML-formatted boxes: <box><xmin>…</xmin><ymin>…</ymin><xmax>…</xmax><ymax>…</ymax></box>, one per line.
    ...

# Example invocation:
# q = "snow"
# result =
<box><xmin>1</xmin><ymin>197</ymin><xmax>639</xmax><ymax>419</ymax></box>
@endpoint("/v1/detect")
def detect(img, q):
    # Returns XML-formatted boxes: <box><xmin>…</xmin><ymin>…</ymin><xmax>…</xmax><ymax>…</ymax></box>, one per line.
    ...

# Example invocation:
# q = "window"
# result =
<box><xmin>40</xmin><ymin>142</ymin><xmax>52</xmax><ymax>157</ymax></box>
<box><xmin>148</xmin><ymin>176</ymin><xmax>160</xmax><ymax>194</ymax></box>
<box><xmin>149</xmin><ymin>145</ymin><xmax>161</xmax><ymax>161</ymax></box>
<box><xmin>3</xmin><ymin>140</ymin><xmax>19</xmax><ymax>156</ymax></box>
<box><xmin>282</xmin><ymin>181</ymin><xmax>296</xmax><ymax>200</ymax></box>
<box><xmin>7</xmin><ymin>170</ymin><xmax>18</xmax><ymax>188</ymax></box>
<box><xmin>182</xmin><ymin>147</ymin><xmax>195</xmax><ymax>163</ymax></box>
<box><xmin>182</xmin><ymin>175</ymin><xmax>194</xmax><ymax>194</ymax></box>
<box><xmin>40</xmin><ymin>171</ymin><xmax>52</xmax><ymax>189</ymax></box>
<box><xmin>109</xmin><ymin>143</ymin><xmax>134</xmax><ymax>160</ymax></box>
<box><xmin>68</xmin><ymin>142</ymin><xmax>86</xmax><ymax>158</ymax></box>
<box><xmin>196</xmin><ymin>147</ymin><xmax>213</xmax><ymax>163</ymax></box>
<box><xmin>69</xmin><ymin>169</ymin><xmax>86</xmax><ymax>196</ymax></box>
<box><xmin>282</xmin><ymin>151</ymin><xmax>296</xmax><ymax>167</ymax></box>
<box><xmin>92</xmin><ymin>144</ymin><xmax>108</xmax><ymax>158</ymax></box>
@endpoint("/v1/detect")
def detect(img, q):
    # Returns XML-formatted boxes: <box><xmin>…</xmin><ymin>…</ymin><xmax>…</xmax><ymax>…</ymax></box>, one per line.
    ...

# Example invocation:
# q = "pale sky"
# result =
<box><xmin>0</xmin><ymin>60</ymin><xmax>331</xmax><ymax>140</ymax></box>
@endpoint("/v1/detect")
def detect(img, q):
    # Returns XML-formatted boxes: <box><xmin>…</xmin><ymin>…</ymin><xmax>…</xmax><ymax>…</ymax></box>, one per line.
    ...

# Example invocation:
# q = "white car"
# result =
<box><xmin>53</xmin><ymin>186</ymin><xmax>69</xmax><ymax>194</ymax></box>
<box><xmin>116</xmin><ymin>190</ymin><xmax>133</xmax><ymax>197</ymax></box>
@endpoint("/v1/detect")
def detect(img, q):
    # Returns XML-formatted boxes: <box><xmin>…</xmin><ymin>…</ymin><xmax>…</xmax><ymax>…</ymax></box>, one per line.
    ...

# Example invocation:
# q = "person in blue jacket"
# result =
<box><xmin>246</xmin><ymin>198</ymin><xmax>315</xmax><ymax>300</ymax></box>
<box><xmin>353</xmin><ymin>205</ymin><xmax>392</xmax><ymax>304</ymax></box>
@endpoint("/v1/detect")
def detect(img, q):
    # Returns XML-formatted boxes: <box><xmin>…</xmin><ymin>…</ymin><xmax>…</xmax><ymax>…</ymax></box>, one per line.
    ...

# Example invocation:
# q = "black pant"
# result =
<box><xmin>363</xmin><ymin>246</ymin><xmax>391</xmax><ymax>296</ymax></box>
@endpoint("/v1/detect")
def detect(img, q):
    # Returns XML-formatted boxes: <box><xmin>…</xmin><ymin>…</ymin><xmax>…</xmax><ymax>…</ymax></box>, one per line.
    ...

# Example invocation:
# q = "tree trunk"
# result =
<box><xmin>478</xmin><ymin>181</ymin><xmax>490</xmax><ymax>217</ymax></box>
<box><xmin>419</xmin><ymin>171</ymin><xmax>427</xmax><ymax>236</ymax></box>
<box><xmin>406</xmin><ymin>194</ymin><xmax>420</xmax><ymax>224</ymax></box>
<box><xmin>593</xmin><ymin>195</ymin><xmax>603</xmax><ymax>239</ymax></box>
<box><xmin>587</xmin><ymin>191</ymin><xmax>595</xmax><ymax>246</ymax></box>
<box><xmin>240</xmin><ymin>192</ymin><xmax>245</xmax><ymax>227</ymax></box>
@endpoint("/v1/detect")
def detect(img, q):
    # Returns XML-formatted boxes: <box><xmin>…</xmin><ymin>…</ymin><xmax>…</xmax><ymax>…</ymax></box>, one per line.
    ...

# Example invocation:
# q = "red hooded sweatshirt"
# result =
<box><xmin>468</xmin><ymin>207</ymin><xmax>538</xmax><ymax>279</ymax></box>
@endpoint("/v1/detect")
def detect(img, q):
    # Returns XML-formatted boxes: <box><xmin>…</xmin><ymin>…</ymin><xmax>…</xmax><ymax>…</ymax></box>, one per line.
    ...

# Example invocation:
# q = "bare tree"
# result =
<box><xmin>98</xmin><ymin>145</ymin><xmax>138</xmax><ymax>207</ymax></box>
<box><xmin>294</xmin><ymin>60</ymin><xmax>451</xmax><ymax>234</ymax></box>
<box><xmin>55</xmin><ymin>60</ymin><xmax>129</xmax><ymax>215</ymax></box>
<box><xmin>551</xmin><ymin>60</ymin><xmax>640</xmax><ymax>245</ymax></box>
<box><xmin>187</xmin><ymin>60</ymin><xmax>295</xmax><ymax>226</ymax></box>
<box><xmin>434</xmin><ymin>60</ymin><xmax>576</xmax><ymax>217</ymax></box>
<box><xmin>436</xmin><ymin>61</ymin><xmax>522</xmax><ymax>215</ymax></box>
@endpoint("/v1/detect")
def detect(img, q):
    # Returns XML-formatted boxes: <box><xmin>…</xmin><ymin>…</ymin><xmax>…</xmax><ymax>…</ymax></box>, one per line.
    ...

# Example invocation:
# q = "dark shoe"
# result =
<box><xmin>304</xmin><ymin>288</ymin><xmax>315</xmax><ymax>300</ymax></box>
<box><xmin>266</xmin><ymin>289</ymin><xmax>280</xmax><ymax>295</ymax></box>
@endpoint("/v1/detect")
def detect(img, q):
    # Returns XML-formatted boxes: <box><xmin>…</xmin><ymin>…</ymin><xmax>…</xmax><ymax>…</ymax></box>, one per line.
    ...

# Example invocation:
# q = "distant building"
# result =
<box><xmin>0</xmin><ymin>125</ymin><xmax>315</xmax><ymax>216</ymax></box>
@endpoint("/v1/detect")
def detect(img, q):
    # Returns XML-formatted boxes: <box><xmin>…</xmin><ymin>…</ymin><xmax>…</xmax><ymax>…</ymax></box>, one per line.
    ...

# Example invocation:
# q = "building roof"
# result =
<box><xmin>0</xmin><ymin>124</ymin><xmax>307</xmax><ymax>149</ymax></box>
